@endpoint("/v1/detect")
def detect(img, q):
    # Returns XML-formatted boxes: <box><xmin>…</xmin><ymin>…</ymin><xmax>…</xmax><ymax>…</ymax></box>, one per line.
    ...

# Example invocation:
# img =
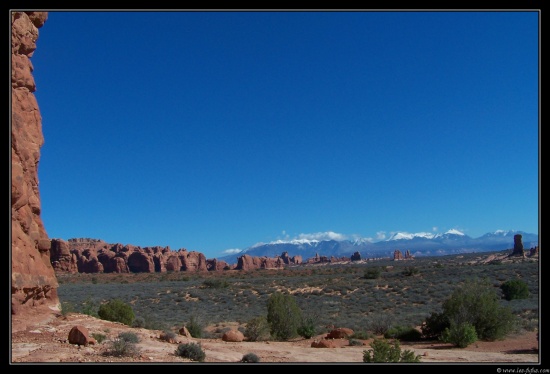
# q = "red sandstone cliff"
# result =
<box><xmin>11</xmin><ymin>11</ymin><xmax>57</xmax><ymax>329</ymax></box>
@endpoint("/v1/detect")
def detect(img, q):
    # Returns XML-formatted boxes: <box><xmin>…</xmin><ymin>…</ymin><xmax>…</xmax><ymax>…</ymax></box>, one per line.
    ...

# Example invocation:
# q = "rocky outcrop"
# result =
<box><xmin>11</xmin><ymin>11</ymin><xmax>58</xmax><ymax>324</ymax></box>
<box><xmin>68</xmin><ymin>325</ymin><xmax>96</xmax><ymax>346</ymax></box>
<box><xmin>326</xmin><ymin>327</ymin><xmax>354</xmax><ymax>339</ymax></box>
<box><xmin>280</xmin><ymin>251</ymin><xmax>302</xmax><ymax>265</ymax></box>
<box><xmin>222</xmin><ymin>330</ymin><xmax>244</xmax><ymax>342</ymax></box>
<box><xmin>50</xmin><ymin>239</ymin><xmax>78</xmax><ymax>273</ymax></box>
<box><xmin>393</xmin><ymin>249</ymin><xmax>413</xmax><ymax>260</ymax></box>
<box><xmin>510</xmin><ymin>234</ymin><xmax>525</xmax><ymax>257</ymax></box>
<box><xmin>206</xmin><ymin>258</ymin><xmax>232</xmax><ymax>271</ymax></box>
<box><xmin>234</xmin><ymin>254</ymin><xmax>286</xmax><ymax>271</ymax></box>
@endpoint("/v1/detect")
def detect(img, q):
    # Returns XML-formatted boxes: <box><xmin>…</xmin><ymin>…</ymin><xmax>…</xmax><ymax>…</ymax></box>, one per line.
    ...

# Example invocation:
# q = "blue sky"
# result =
<box><xmin>30</xmin><ymin>10</ymin><xmax>539</xmax><ymax>259</ymax></box>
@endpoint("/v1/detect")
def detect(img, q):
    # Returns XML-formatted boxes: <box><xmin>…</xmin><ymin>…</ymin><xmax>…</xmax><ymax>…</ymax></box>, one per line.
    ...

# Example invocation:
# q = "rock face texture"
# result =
<box><xmin>11</xmin><ymin>11</ymin><xmax>58</xmax><ymax>325</ymax></box>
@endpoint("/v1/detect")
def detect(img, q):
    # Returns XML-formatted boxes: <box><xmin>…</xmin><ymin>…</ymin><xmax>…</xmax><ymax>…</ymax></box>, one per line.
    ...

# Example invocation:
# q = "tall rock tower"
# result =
<box><xmin>11</xmin><ymin>11</ymin><xmax>59</xmax><ymax>330</ymax></box>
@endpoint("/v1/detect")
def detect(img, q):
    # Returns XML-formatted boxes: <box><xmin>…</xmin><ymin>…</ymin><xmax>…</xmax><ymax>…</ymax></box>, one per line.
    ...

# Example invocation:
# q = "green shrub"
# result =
<box><xmin>402</xmin><ymin>267</ymin><xmax>420</xmax><ymax>276</ymax></box>
<box><xmin>266</xmin><ymin>292</ymin><xmax>302</xmax><ymax>341</ymax></box>
<box><xmin>175</xmin><ymin>342</ymin><xmax>205</xmax><ymax>362</ymax></box>
<box><xmin>241</xmin><ymin>352</ymin><xmax>260</xmax><ymax>363</ymax></box>
<box><xmin>103</xmin><ymin>337</ymin><xmax>140</xmax><ymax>357</ymax></box>
<box><xmin>244</xmin><ymin>316</ymin><xmax>271</xmax><ymax>342</ymax></box>
<box><xmin>202</xmin><ymin>278</ymin><xmax>229</xmax><ymax>288</ymax></box>
<box><xmin>363</xmin><ymin>338</ymin><xmax>421</xmax><ymax>363</ymax></box>
<box><xmin>91</xmin><ymin>332</ymin><xmax>106</xmax><ymax>344</ymax></box>
<box><xmin>118</xmin><ymin>331</ymin><xmax>140</xmax><ymax>343</ymax></box>
<box><xmin>441</xmin><ymin>322</ymin><xmax>478</xmax><ymax>348</ymax></box>
<box><xmin>501</xmin><ymin>279</ymin><xmax>530</xmax><ymax>301</ymax></box>
<box><xmin>97</xmin><ymin>299</ymin><xmax>135</xmax><ymax>326</ymax></box>
<box><xmin>297</xmin><ymin>315</ymin><xmax>317</xmax><ymax>339</ymax></box>
<box><xmin>186</xmin><ymin>315</ymin><xmax>204</xmax><ymax>338</ymax></box>
<box><xmin>422</xmin><ymin>278</ymin><xmax>517</xmax><ymax>341</ymax></box>
<box><xmin>364</xmin><ymin>267</ymin><xmax>382</xmax><ymax>279</ymax></box>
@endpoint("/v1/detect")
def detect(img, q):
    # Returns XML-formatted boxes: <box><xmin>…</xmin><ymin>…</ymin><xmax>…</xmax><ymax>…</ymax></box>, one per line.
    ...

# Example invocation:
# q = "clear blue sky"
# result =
<box><xmin>30</xmin><ymin>10</ymin><xmax>539</xmax><ymax>259</ymax></box>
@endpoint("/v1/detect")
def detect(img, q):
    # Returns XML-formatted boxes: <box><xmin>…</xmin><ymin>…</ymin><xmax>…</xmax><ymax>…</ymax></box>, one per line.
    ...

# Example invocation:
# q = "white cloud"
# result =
<box><xmin>222</xmin><ymin>248</ymin><xmax>242</xmax><ymax>255</ymax></box>
<box><xmin>376</xmin><ymin>231</ymin><xmax>386</xmax><ymax>240</ymax></box>
<box><xmin>296</xmin><ymin>231</ymin><xmax>347</xmax><ymax>241</ymax></box>
<box><xmin>432</xmin><ymin>226</ymin><xmax>438</xmax><ymax>232</ymax></box>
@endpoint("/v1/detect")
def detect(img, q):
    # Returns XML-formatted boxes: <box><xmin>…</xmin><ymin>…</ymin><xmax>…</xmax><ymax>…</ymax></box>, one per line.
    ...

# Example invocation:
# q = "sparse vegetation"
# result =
<box><xmin>117</xmin><ymin>331</ymin><xmax>140</xmax><ymax>343</ymax></box>
<box><xmin>244</xmin><ymin>316</ymin><xmax>271</xmax><ymax>342</ymax></box>
<box><xmin>363</xmin><ymin>338</ymin><xmax>421</xmax><ymax>362</ymax></box>
<box><xmin>91</xmin><ymin>332</ymin><xmax>106</xmax><ymax>344</ymax></box>
<box><xmin>175</xmin><ymin>342</ymin><xmax>206</xmax><ymax>362</ymax></box>
<box><xmin>56</xmin><ymin>251</ymin><xmax>537</xmax><ymax>340</ymax></box>
<box><xmin>103</xmin><ymin>336</ymin><xmax>140</xmax><ymax>357</ymax></box>
<box><xmin>241</xmin><ymin>352</ymin><xmax>260</xmax><ymax>363</ymax></box>
<box><xmin>186</xmin><ymin>315</ymin><xmax>204</xmax><ymax>338</ymax></box>
<box><xmin>160</xmin><ymin>329</ymin><xmax>177</xmax><ymax>342</ymax></box>
<box><xmin>363</xmin><ymin>267</ymin><xmax>382</xmax><ymax>279</ymax></box>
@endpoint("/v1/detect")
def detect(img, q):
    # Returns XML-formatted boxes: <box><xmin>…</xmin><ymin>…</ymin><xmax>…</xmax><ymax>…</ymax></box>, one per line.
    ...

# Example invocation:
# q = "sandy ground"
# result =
<box><xmin>11</xmin><ymin>312</ymin><xmax>540</xmax><ymax>365</ymax></box>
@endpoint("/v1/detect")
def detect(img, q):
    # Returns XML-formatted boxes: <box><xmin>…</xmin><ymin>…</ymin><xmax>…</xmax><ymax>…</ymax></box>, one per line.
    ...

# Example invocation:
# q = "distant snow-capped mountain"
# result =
<box><xmin>217</xmin><ymin>230</ymin><xmax>538</xmax><ymax>264</ymax></box>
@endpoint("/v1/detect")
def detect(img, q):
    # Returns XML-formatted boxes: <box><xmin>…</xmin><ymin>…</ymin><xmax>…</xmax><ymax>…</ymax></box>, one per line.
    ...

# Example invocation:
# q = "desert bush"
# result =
<box><xmin>202</xmin><ymin>278</ymin><xmax>229</xmax><ymax>288</ymax></box>
<box><xmin>175</xmin><ymin>342</ymin><xmax>205</xmax><ymax>362</ymax></box>
<box><xmin>118</xmin><ymin>331</ymin><xmax>140</xmax><ymax>343</ymax></box>
<box><xmin>241</xmin><ymin>352</ymin><xmax>260</xmax><ymax>363</ymax></box>
<box><xmin>422</xmin><ymin>278</ymin><xmax>517</xmax><ymax>341</ymax></box>
<box><xmin>103</xmin><ymin>337</ymin><xmax>140</xmax><ymax>357</ymax></box>
<box><xmin>441</xmin><ymin>321</ymin><xmax>478</xmax><ymax>348</ymax></box>
<box><xmin>91</xmin><ymin>332</ymin><xmax>106</xmax><ymax>344</ymax></box>
<box><xmin>60</xmin><ymin>301</ymin><xmax>75</xmax><ymax>317</ymax></box>
<box><xmin>97</xmin><ymin>299</ymin><xmax>135</xmax><ymax>326</ymax></box>
<box><xmin>363</xmin><ymin>338</ymin><xmax>421</xmax><ymax>363</ymax></box>
<box><xmin>244</xmin><ymin>316</ymin><xmax>271</xmax><ymax>342</ymax></box>
<box><xmin>402</xmin><ymin>267</ymin><xmax>420</xmax><ymax>276</ymax></box>
<box><xmin>501</xmin><ymin>279</ymin><xmax>529</xmax><ymax>301</ymax></box>
<box><xmin>267</xmin><ymin>292</ymin><xmax>302</xmax><ymax>341</ymax></box>
<box><xmin>297</xmin><ymin>314</ymin><xmax>317</xmax><ymax>339</ymax></box>
<box><xmin>368</xmin><ymin>314</ymin><xmax>393</xmax><ymax>335</ymax></box>
<box><xmin>364</xmin><ymin>267</ymin><xmax>382</xmax><ymax>279</ymax></box>
<box><xmin>186</xmin><ymin>315</ymin><xmax>204</xmax><ymax>338</ymax></box>
<box><xmin>159</xmin><ymin>330</ymin><xmax>177</xmax><ymax>342</ymax></box>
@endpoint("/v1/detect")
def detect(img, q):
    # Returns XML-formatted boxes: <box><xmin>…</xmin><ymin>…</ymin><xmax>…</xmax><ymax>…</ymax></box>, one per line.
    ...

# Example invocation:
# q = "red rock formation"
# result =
<box><xmin>11</xmin><ymin>11</ymin><xmax>58</xmax><ymax>326</ymax></box>
<box><xmin>206</xmin><ymin>258</ymin><xmax>231</xmax><ymax>271</ymax></box>
<box><xmin>393</xmin><ymin>250</ymin><xmax>403</xmax><ymax>260</ymax></box>
<box><xmin>68</xmin><ymin>325</ymin><xmax>96</xmax><ymax>346</ymax></box>
<box><xmin>178</xmin><ymin>249</ymin><xmax>208</xmax><ymax>272</ymax></box>
<box><xmin>50</xmin><ymin>239</ymin><xmax>78</xmax><ymax>273</ymax></box>
<box><xmin>235</xmin><ymin>254</ymin><xmax>286</xmax><ymax>270</ymax></box>
<box><xmin>222</xmin><ymin>330</ymin><xmax>244</xmax><ymax>342</ymax></box>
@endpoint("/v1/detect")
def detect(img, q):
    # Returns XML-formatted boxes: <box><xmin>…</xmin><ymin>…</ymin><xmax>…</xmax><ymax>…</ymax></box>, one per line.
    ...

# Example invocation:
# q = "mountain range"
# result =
<box><xmin>217</xmin><ymin>230</ymin><xmax>539</xmax><ymax>263</ymax></box>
